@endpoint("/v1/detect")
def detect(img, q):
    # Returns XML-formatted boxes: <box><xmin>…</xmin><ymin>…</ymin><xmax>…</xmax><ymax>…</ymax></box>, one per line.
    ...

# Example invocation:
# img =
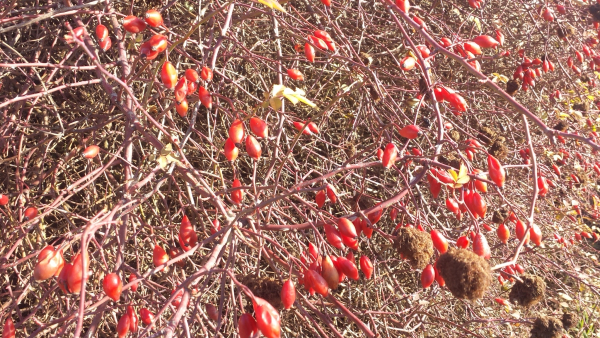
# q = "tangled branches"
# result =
<box><xmin>1</xmin><ymin>0</ymin><xmax>600</xmax><ymax>337</ymax></box>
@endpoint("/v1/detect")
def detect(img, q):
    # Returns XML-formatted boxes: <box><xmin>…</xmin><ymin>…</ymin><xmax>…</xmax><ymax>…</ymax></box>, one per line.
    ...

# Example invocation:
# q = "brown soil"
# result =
<box><xmin>394</xmin><ymin>227</ymin><xmax>434</xmax><ymax>269</ymax></box>
<box><xmin>448</xmin><ymin>129</ymin><xmax>461</xmax><ymax>142</ymax></box>
<box><xmin>506</xmin><ymin>80</ymin><xmax>520</xmax><ymax>95</ymax></box>
<box><xmin>238</xmin><ymin>275</ymin><xmax>282</xmax><ymax>309</ymax></box>
<box><xmin>439</xmin><ymin>153</ymin><xmax>461</xmax><ymax>169</ymax></box>
<box><xmin>574</xmin><ymin>172</ymin><xmax>588</xmax><ymax>188</ymax></box>
<box><xmin>553</xmin><ymin>121</ymin><xmax>568</xmax><ymax>132</ymax></box>
<box><xmin>477</xmin><ymin>126</ymin><xmax>497</xmax><ymax>145</ymax></box>
<box><xmin>489</xmin><ymin>138</ymin><xmax>508</xmax><ymax>160</ymax></box>
<box><xmin>573</xmin><ymin>101</ymin><xmax>589</xmax><ymax>112</ymax></box>
<box><xmin>492</xmin><ymin>209</ymin><xmax>509</xmax><ymax>224</ymax></box>
<box><xmin>561</xmin><ymin>312</ymin><xmax>576</xmax><ymax>330</ymax></box>
<box><xmin>436</xmin><ymin>248</ymin><xmax>492</xmax><ymax>300</ymax></box>
<box><xmin>509</xmin><ymin>274</ymin><xmax>546</xmax><ymax>307</ymax></box>
<box><xmin>530</xmin><ymin>316</ymin><xmax>563</xmax><ymax>338</ymax></box>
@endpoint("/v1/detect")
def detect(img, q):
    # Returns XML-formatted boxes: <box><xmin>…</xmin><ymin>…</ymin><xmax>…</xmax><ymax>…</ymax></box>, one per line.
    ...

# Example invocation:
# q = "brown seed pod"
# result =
<box><xmin>394</xmin><ymin>227</ymin><xmax>434</xmax><ymax>269</ymax></box>
<box><xmin>509</xmin><ymin>274</ymin><xmax>546</xmax><ymax>307</ymax></box>
<box><xmin>436</xmin><ymin>248</ymin><xmax>492</xmax><ymax>300</ymax></box>
<box><xmin>530</xmin><ymin>316</ymin><xmax>563</xmax><ymax>338</ymax></box>
<box><xmin>561</xmin><ymin>312</ymin><xmax>576</xmax><ymax>330</ymax></box>
<box><xmin>238</xmin><ymin>275</ymin><xmax>282</xmax><ymax>309</ymax></box>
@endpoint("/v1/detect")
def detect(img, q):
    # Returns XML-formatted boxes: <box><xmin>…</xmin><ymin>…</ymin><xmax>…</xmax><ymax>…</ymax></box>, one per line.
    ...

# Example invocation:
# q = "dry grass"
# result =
<box><xmin>1</xmin><ymin>0</ymin><xmax>600</xmax><ymax>337</ymax></box>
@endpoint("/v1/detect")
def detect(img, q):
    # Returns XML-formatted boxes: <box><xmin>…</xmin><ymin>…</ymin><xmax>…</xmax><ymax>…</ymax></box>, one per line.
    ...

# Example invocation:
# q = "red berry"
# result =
<box><xmin>122</xmin><ymin>16</ymin><xmax>146</xmax><ymax>33</ymax></box>
<box><xmin>152</xmin><ymin>245</ymin><xmax>169</xmax><ymax>268</ymax></box>
<box><xmin>359</xmin><ymin>255</ymin><xmax>374</xmax><ymax>279</ymax></box>
<box><xmin>24</xmin><ymin>206</ymin><xmax>38</xmax><ymax>220</ymax></box>
<box><xmin>381</xmin><ymin>143</ymin><xmax>398</xmax><ymax>168</ymax></box>
<box><xmin>231</xmin><ymin>179</ymin><xmax>244</xmax><ymax>205</ymax></box>
<box><xmin>238</xmin><ymin>313</ymin><xmax>258</xmax><ymax>338</ymax></box>
<box><xmin>178</xmin><ymin>215</ymin><xmax>197</xmax><ymax>251</ymax></box>
<box><xmin>129</xmin><ymin>273</ymin><xmax>138</xmax><ymax>292</ymax></box>
<box><xmin>249</xmin><ymin>117</ymin><xmax>269</xmax><ymax>138</ymax></box>
<box><xmin>126</xmin><ymin>305</ymin><xmax>138</xmax><ymax>332</ymax></box>
<box><xmin>160</xmin><ymin>62</ymin><xmax>177</xmax><ymax>89</ymax></box>
<box><xmin>398</xmin><ymin>125</ymin><xmax>421</xmax><ymax>139</ymax></box>
<box><xmin>185</xmin><ymin>69</ymin><xmax>199</xmax><ymax>82</ymax></box>
<box><xmin>287</xmin><ymin>69</ymin><xmax>304</xmax><ymax>81</ymax></box>
<box><xmin>430</xmin><ymin>230</ymin><xmax>449</xmax><ymax>253</ymax></box>
<box><xmin>472</xmin><ymin>232</ymin><xmax>490</xmax><ymax>260</ymax></box>
<box><xmin>224</xmin><ymin>138</ymin><xmax>239</xmax><ymax>161</ymax></box>
<box><xmin>497</xmin><ymin>223</ymin><xmax>510</xmax><ymax>244</ymax></box>
<box><xmin>315</xmin><ymin>190</ymin><xmax>326</xmax><ymax>208</ymax></box>
<box><xmin>145</xmin><ymin>9</ymin><xmax>163</xmax><ymax>27</ymax></box>
<box><xmin>421</xmin><ymin>264</ymin><xmax>435</xmax><ymax>288</ymax></box>
<box><xmin>200</xmin><ymin>66</ymin><xmax>213</xmax><ymax>82</ymax></box>
<box><xmin>337</xmin><ymin>218</ymin><xmax>357</xmax><ymax>238</ymax></box>
<box><xmin>116</xmin><ymin>313</ymin><xmax>130</xmax><ymax>338</ymax></box>
<box><xmin>229</xmin><ymin>119</ymin><xmax>245</xmax><ymax>144</ymax></box>
<box><xmin>280</xmin><ymin>279</ymin><xmax>296</xmax><ymax>309</ymax></box>
<box><xmin>245</xmin><ymin>135</ymin><xmax>262</xmax><ymax>159</ymax></box>
<box><xmin>206</xmin><ymin>304</ymin><xmax>219</xmax><ymax>321</ymax></box>
<box><xmin>140</xmin><ymin>308</ymin><xmax>155</xmax><ymax>326</ymax></box>
<box><xmin>103</xmin><ymin>273</ymin><xmax>122</xmax><ymax>301</ymax></box>
<box><xmin>253</xmin><ymin>297</ymin><xmax>281</xmax><ymax>338</ymax></box>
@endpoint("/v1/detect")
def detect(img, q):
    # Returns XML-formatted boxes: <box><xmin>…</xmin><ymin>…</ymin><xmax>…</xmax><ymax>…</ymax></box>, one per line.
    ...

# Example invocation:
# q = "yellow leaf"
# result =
<box><xmin>558</xmin><ymin>112</ymin><xmax>570</xmax><ymax>119</ymax></box>
<box><xmin>270</xmin><ymin>97</ymin><xmax>282</xmax><ymax>110</ymax></box>
<box><xmin>405</xmin><ymin>97</ymin><xmax>420</xmax><ymax>107</ymax></box>
<box><xmin>448</xmin><ymin>170</ymin><xmax>458</xmax><ymax>181</ymax></box>
<box><xmin>456</xmin><ymin>175</ymin><xmax>470</xmax><ymax>185</ymax></box>
<box><xmin>491</xmin><ymin>73</ymin><xmax>508</xmax><ymax>83</ymax></box>
<box><xmin>467</xmin><ymin>16</ymin><xmax>481</xmax><ymax>32</ymax></box>
<box><xmin>271</xmin><ymin>84</ymin><xmax>285</xmax><ymax>97</ymax></box>
<box><xmin>157</xmin><ymin>156</ymin><xmax>168</xmax><ymax>169</ymax></box>
<box><xmin>571</xmin><ymin>110</ymin><xmax>583</xmax><ymax>120</ymax></box>
<box><xmin>256</xmin><ymin>0</ymin><xmax>286</xmax><ymax>12</ymax></box>
<box><xmin>458</xmin><ymin>163</ymin><xmax>468</xmax><ymax>180</ymax></box>
<box><xmin>160</xmin><ymin>143</ymin><xmax>173</xmax><ymax>156</ymax></box>
<box><xmin>272</xmin><ymin>85</ymin><xmax>317</xmax><ymax>108</ymax></box>
<box><xmin>282</xmin><ymin>87</ymin><xmax>299</xmax><ymax>105</ymax></box>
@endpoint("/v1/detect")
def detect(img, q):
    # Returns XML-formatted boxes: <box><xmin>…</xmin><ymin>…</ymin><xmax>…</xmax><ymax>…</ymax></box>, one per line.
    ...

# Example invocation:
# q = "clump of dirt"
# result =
<box><xmin>573</xmin><ymin>172</ymin><xmax>588</xmax><ymax>188</ymax></box>
<box><xmin>448</xmin><ymin>129</ymin><xmax>460</xmax><ymax>142</ymax></box>
<box><xmin>506</xmin><ymin>80</ymin><xmax>520</xmax><ymax>96</ymax></box>
<box><xmin>573</xmin><ymin>101</ymin><xmax>589</xmax><ymax>112</ymax></box>
<box><xmin>509</xmin><ymin>274</ymin><xmax>546</xmax><ymax>307</ymax></box>
<box><xmin>439</xmin><ymin>153</ymin><xmax>461</xmax><ymax>169</ymax></box>
<box><xmin>394</xmin><ymin>227</ymin><xmax>434</xmax><ymax>269</ymax></box>
<box><xmin>556</xmin><ymin>26</ymin><xmax>575</xmax><ymax>39</ymax></box>
<box><xmin>553</xmin><ymin>120</ymin><xmax>568</xmax><ymax>132</ymax></box>
<box><xmin>530</xmin><ymin>316</ymin><xmax>563</xmax><ymax>338</ymax></box>
<box><xmin>492</xmin><ymin>208</ymin><xmax>509</xmax><ymax>224</ymax></box>
<box><xmin>591</xmin><ymin>4</ymin><xmax>600</xmax><ymax>20</ymax></box>
<box><xmin>561</xmin><ymin>312</ymin><xmax>576</xmax><ymax>330</ymax></box>
<box><xmin>477</xmin><ymin>126</ymin><xmax>497</xmax><ymax>145</ymax></box>
<box><xmin>436</xmin><ymin>248</ymin><xmax>492</xmax><ymax>300</ymax></box>
<box><xmin>238</xmin><ymin>275</ymin><xmax>282</xmax><ymax>309</ymax></box>
<box><xmin>351</xmin><ymin>192</ymin><xmax>375</xmax><ymax>210</ymax></box>
<box><xmin>489</xmin><ymin>138</ymin><xmax>508</xmax><ymax>160</ymax></box>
